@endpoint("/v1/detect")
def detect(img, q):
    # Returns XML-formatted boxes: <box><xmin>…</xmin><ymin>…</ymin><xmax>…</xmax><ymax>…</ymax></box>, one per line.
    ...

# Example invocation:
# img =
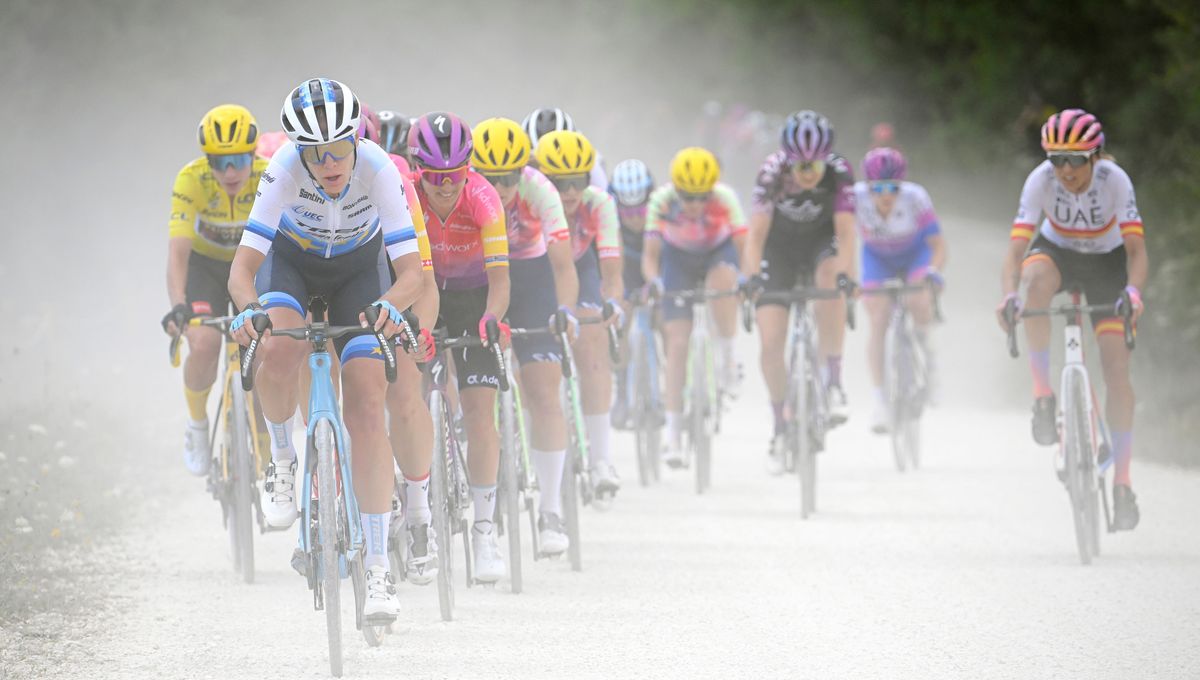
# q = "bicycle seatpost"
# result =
<box><xmin>240</xmin><ymin>314</ymin><xmax>272</xmax><ymax>391</ymax></box>
<box><xmin>362</xmin><ymin>305</ymin><xmax>398</xmax><ymax>384</ymax></box>
<box><xmin>484</xmin><ymin>318</ymin><xmax>511</xmax><ymax>391</ymax></box>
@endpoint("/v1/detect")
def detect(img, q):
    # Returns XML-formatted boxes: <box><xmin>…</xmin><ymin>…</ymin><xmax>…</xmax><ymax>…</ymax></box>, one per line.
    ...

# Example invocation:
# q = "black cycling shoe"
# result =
<box><xmin>1031</xmin><ymin>395</ymin><xmax>1058</xmax><ymax>446</ymax></box>
<box><xmin>1112</xmin><ymin>484</ymin><xmax>1141</xmax><ymax>531</ymax></box>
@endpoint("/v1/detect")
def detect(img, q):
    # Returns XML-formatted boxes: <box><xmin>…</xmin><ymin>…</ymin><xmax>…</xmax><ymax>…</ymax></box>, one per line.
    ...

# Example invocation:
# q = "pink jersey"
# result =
<box><xmin>567</xmin><ymin>186</ymin><xmax>621</xmax><ymax>261</ymax></box>
<box><xmin>645</xmin><ymin>183</ymin><xmax>747</xmax><ymax>253</ymax></box>
<box><xmin>506</xmin><ymin>167</ymin><xmax>570</xmax><ymax>260</ymax></box>
<box><xmin>415</xmin><ymin>170</ymin><xmax>510</xmax><ymax>290</ymax></box>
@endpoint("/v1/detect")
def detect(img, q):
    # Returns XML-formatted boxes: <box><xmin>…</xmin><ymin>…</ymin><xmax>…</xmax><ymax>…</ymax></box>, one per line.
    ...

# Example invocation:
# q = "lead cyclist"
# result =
<box><xmin>996</xmin><ymin>108</ymin><xmax>1147</xmax><ymax>531</ymax></box>
<box><xmin>228</xmin><ymin>78</ymin><xmax>425</xmax><ymax>618</ymax></box>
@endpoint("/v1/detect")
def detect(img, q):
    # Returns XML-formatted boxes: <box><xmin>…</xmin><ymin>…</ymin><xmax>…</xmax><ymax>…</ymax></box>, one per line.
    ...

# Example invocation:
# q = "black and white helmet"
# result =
<box><xmin>522</xmin><ymin>107</ymin><xmax>575</xmax><ymax>148</ymax></box>
<box><xmin>280</xmin><ymin>78</ymin><xmax>361</xmax><ymax>145</ymax></box>
<box><xmin>780</xmin><ymin>110</ymin><xmax>834</xmax><ymax>163</ymax></box>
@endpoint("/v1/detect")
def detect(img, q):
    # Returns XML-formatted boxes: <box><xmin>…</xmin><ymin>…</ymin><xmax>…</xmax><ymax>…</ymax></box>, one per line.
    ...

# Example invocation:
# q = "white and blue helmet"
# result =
<box><xmin>281</xmin><ymin>78</ymin><xmax>361</xmax><ymax>145</ymax></box>
<box><xmin>609</xmin><ymin>159</ymin><xmax>656</xmax><ymax>206</ymax></box>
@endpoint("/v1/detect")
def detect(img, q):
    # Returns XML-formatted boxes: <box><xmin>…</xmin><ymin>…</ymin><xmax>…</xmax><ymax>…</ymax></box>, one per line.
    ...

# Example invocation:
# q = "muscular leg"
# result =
<box><xmin>813</xmin><ymin>258</ymin><xmax>845</xmax><ymax>386</ymax></box>
<box><xmin>1020</xmin><ymin>257</ymin><xmax>1062</xmax><ymax>398</ymax></box>
<box><xmin>1097</xmin><ymin>331</ymin><xmax>1135</xmax><ymax>485</ymax></box>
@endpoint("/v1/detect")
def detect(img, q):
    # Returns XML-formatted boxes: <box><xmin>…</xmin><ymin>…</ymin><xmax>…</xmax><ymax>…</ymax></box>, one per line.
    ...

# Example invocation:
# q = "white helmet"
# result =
<box><xmin>522</xmin><ymin>107</ymin><xmax>575</xmax><ymax>148</ymax></box>
<box><xmin>281</xmin><ymin>78</ymin><xmax>361</xmax><ymax>145</ymax></box>
<box><xmin>609</xmin><ymin>159</ymin><xmax>655</xmax><ymax>206</ymax></box>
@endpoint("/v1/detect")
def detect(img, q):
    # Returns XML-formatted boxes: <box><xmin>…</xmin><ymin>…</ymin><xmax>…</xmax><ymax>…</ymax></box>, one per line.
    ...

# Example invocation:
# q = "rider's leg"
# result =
<box><xmin>341</xmin><ymin>352</ymin><xmax>394</xmax><ymax>570</ymax></box>
<box><xmin>256</xmin><ymin>304</ymin><xmax>309</xmax><ymax>461</ymax></box>
<box><xmin>182</xmin><ymin>325</ymin><xmax>222</xmax><ymax>419</ymax></box>
<box><xmin>755</xmin><ymin>304</ymin><xmax>789</xmax><ymax>434</ymax></box>
<box><xmin>386</xmin><ymin>357</ymin><xmax>433</xmax><ymax>525</ymax></box>
<box><xmin>1020</xmin><ymin>254</ymin><xmax>1062</xmax><ymax>399</ymax></box>
<box><xmin>1096</xmin><ymin>324</ymin><xmax>1135</xmax><ymax>484</ymax></box>
<box><xmin>461</xmin><ymin>385</ymin><xmax>500</xmax><ymax>523</ymax></box>
<box><xmin>707</xmin><ymin>262</ymin><xmax>740</xmax><ymax>391</ymax></box>
<box><xmin>813</xmin><ymin>256</ymin><xmax>846</xmax><ymax>390</ymax></box>
<box><xmin>575</xmin><ymin>310</ymin><xmax>614</xmax><ymax>470</ymax></box>
<box><xmin>520</xmin><ymin>361</ymin><xmax>568</xmax><ymax>515</ymax></box>
<box><xmin>662</xmin><ymin>317</ymin><xmax>693</xmax><ymax>448</ymax></box>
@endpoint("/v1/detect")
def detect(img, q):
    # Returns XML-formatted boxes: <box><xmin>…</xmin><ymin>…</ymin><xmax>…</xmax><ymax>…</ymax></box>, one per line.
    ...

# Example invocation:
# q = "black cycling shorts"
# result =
<box><xmin>185</xmin><ymin>251</ymin><xmax>233</xmax><ymax>317</ymax></box>
<box><xmin>256</xmin><ymin>232</ymin><xmax>391</xmax><ymax>359</ymax></box>
<box><xmin>756</xmin><ymin>224</ymin><xmax>837</xmax><ymax>309</ymax></box>
<box><xmin>437</xmin><ymin>286</ymin><xmax>500</xmax><ymax>390</ymax></box>
<box><xmin>1024</xmin><ymin>234</ymin><xmax>1127</xmax><ymax>329</ymax></box>
<box><xmin>507</xmin><ymin>255</ymin><xmax>562</xmax><ymax>366</ymax></box>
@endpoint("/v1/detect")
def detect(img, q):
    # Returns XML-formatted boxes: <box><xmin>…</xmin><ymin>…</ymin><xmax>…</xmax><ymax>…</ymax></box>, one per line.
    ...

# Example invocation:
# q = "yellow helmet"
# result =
<box><xmin>471</xmin><ymin>118</ymin><xmax>531</xmax><ymax>173</ymax></box>
<box><xmin>197</xmin><ymin>104</ymin><xmax>259</xmax><ymax>155</ymax></box>
<box><xmin>534</xmin><ymin>130</ymin><xmax>595</xmax><ymax>176</ymax></box>
<box><xmin>670</xmin><ymin>147</ymin><xmax>720</xmax><ymax>194</ymax></box>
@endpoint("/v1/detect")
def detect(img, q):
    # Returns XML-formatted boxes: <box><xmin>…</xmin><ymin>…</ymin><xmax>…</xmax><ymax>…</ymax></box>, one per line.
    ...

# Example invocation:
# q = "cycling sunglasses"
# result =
<box><xmin>617</xmin><ymin>203</ymin><xmax>648</xmax><ymax>221</ymax></box>
<box><xmin>1047</xmin><ymin>152</ymin><xmax>1092</xmax><ymax>168</ymax></box>
<box><xmin>207</xmin><ymin>152</ymin><xmax>254</xmax><ymax>172</ymax></box>
<box><xmin>482</xmin><ymin>169</ymin><xmax>523</xmax><ymax>188</ymax></box>
<box><xmin>550</xmin><ymin>174</ymin><xmax>589</xmax><ymax>193</ymax></box>
<box><xmin>678</xmin><ymin>190</ymin><xmax>711</xmax><ymax>203</ymax></box>
<box><xmin>870</xmin><ymin>181</ymin><xmax>900</xmax><ymax>195</ymax></box>
<box><xmin>421</xmin><ymin>165</ymin><xmax>469</xmax><ymax>187</ymax></box>
<box><xmin>299</xmin><ymin>138</ymin><xmax>356</xmax><ymax>166</ymax></box>
<box><xmin>794</xmin><ymin>160</ymin><xmax>826</xmax><ymax>174</ymax></box>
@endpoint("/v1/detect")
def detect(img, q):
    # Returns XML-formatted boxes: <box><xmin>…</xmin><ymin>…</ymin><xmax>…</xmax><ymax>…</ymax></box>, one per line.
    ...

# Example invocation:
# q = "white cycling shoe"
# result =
<box><xmin>405</xmin><ymin>522</ymin><xmax>439</xmax><ymax>585</ymax></box>
<box><xmin>362</xmin><ymin>565</ymin><xmax>401</xmax><ymax>621</ymax></box>
<box><xmin>766</xmin><ymin>435</ymin><xmax>786</xmax><ymax>476</ymax></box>
<box><xmin>538</xmin><ymin>512</ymin><xmax>569</xmax><ymax>557</ymax></box>
<box><xmin>662</xmin><ymin>440</ymin><xmax>686</xmax><ymax>469</ymax></box>
<box><xmin>591</xmin><ymin>462</ymin><xmax>621</xmax><ymax>496</ymax></box>
<box><xmin>183</xmin><ymin>419</ymin><xmax>210</xmax><ymax>477</ymax></box>
<box><xmin>871</xmin><ymin>399</ymin><xmax>890</xmax><ymax>435</ymax></box>
<box><xmin>720</xmin><ymin>360</ymin><xmax>743</xmax><ymax>399</ymax></box>
<box><xmin>261</xmin><ymin>459</ymin><xmax>298</xmax><ymax>529</ymax></box>
<box><xmin>471</xmin><ymin>527</ymin><xmax>506</xmax><ymax>584</ymax></box>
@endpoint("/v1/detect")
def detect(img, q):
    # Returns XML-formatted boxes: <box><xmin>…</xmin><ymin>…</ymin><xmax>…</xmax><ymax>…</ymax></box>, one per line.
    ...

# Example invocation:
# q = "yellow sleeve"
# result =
<box><xmin>168</xmin><ymin>164</ymin><xmax>203</xmax><ymax>241</ymax></box>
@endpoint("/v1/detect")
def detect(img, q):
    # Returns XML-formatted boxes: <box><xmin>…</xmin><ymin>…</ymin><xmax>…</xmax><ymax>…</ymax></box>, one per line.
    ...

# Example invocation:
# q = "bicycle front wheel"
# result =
<box><xmin>230</xmin><ymin>386</ymin><xmax>256</xmax><ymax>584</ymax></box>
<box><xmin>314</xmin><ymin>418</ymin><xmax>344</xmax><ymax>676</ymax></box>
<box><xmin>1063</xmin><ymin>369</ymin><xmax>1097</xmax><ymax>565</ymax></box>
<box><xmin>796</xmin><ymin>351</ymin><xmax>816</xmax><ymax>518</ymax></box>
<box><xmin>691</xmin><ymin>334</ymin><xmax>713</xmax><ymax>495</ymax></box>
<box><xmin>884</xmin><ymin>322</ymin><xmax>909</xmax><ymax>473</ymax></box>
<box><xmin>498</xmin><ymin>387</ymin><xmax>523</xmax><ymax>594</ymax></box>
<box><xmin>429</xmin><ymin>391</ymin><xmax>455</xmax><ymax>620</ymax></box>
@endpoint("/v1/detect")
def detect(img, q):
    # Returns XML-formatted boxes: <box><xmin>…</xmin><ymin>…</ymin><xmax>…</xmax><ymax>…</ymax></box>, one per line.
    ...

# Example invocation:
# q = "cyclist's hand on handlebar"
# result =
<box><xmin>478</xmin><ymin>312</ymin><xmax>511</xmax><ymax>349</ymax></box>
<box><xmin>161</xmin><ymin>303</ymin><xmax>193</xmax><ymax>337</ymax></box>
<box><xmin>230</xmin><ymin>303</ymin><xmax>269</xmax><ymax>346</ymax></box>
<box><xmin>995</xmin><ymin>292</ymin><xmax>1022</xmax><ymax>332</ymax></box>
<box><xmin>402</xmin><ymin>327</ymin><xmax>436</xmax><ymax>362</ymax></box>
<box><xmin>551</xmin><ymin>305</ymin><xmax>580</xmax><ymax>341</ymax></box>
<box><xmin>1115</xmin><ymin>284</ymin><xmax>1143</xmax><ymax>322</ymax></box>
<box><xmin>363</xmin><ymin>300</ymin><xmax>403</xmax><ymax>338</ymax></box>
<box><xmin>604</xmin><ymin>298</ymin><xmax>625</xmax><ymax>327</ymax></box>
<box><xmin>924</xmin><ymin>268</ymin><xmax>945</xmax><ymax>291</ymax></box>
<box><xmin>739</xmin><ymin>273</ymin><xmax>765</xmax><ymax>299</ymax></box>
<box><xmin>644</xmin><ymin>276</ymin><xmax>664</xmax><ymax>301</ymax></box>
<box><xmin>836</xmin><ymin>273</ymin><xmax>859</xmax><ymax>298</ymax></box>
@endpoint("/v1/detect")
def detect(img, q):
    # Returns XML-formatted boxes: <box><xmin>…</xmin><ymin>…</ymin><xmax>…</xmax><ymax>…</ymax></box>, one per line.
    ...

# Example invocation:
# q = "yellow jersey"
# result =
<box><xmin>168</xmin><ymin>156</ymin><xmax>269</xmax><ymax>262</ymax></box>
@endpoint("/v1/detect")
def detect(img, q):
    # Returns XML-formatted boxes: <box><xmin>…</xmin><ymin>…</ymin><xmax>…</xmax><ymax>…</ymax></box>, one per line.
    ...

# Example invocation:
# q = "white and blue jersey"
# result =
<box><xmin>240</xmin><ymin>139</ymin><xmax>419</xmax><ymax>261</ymax></box>
<box><xmin>853</xmin><ymin>181</ymin><xmax>941</xmax><ymax>286</ymax></box>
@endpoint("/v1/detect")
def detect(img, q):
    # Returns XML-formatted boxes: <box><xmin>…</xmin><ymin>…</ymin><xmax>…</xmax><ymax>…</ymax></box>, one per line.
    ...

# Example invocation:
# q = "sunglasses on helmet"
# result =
<box><xmin>1047</xmin><ymin>152</ymin><xmax>1092</xmax><ymax>168</ymax></box>
<box><xmin>482</xmin><ymin>169</ymin><xmax>523</xmax><ymax>188</ymax></box>
<box><xmin>870</xmin><ymin>181</ymin><xmax>900</xmax><ymax>195</ymax></box>
<box><xmin>207</xmin><ymin>152</ymin><xmax>254</xmax><ymax>172</ymax></box>
<box><xmin>299</xmin><ymin>138</ymin><xmax>356</xmax><ymax>166</ymax></box>
<box><xmin>550</xmin><ymin>174</ymin><xmax>589</xmax><ymax>193</ymax></box>
<box><xmin>421</xmin><ymin>166</ymin><xmax>469</xmax><ymax>187</ymax></box>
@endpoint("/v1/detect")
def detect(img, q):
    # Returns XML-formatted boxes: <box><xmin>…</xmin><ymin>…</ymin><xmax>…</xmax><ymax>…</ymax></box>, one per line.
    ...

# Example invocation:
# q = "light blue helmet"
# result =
<box><xmin>609</xmin><ymin>159</ymin><xmax>655</xmax><ymax>206</ymax></box>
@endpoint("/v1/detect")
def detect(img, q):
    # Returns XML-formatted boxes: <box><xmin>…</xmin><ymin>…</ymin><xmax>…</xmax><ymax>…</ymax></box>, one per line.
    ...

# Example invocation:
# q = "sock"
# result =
<box><xmin>718</xmin><ymin>336</ymin><xmax>735</xmax><ymax>368</ymax></box>
<box><xmin>268</xmin><ymin>416</ymin><xmax>296</xmax><ymax>463</ymax></box>
<box><xmin>585</xmin><ymin>413</ymin><xmax>610</xmax><ymax>466</ymax></box>
<box><xmin>825</xmin><ymin>355</ymin><xmax>842</xmax><ymax>389</ymax></box>
<box><xmin>470</xmin><ymin>484</ymin><xmax>497</xmax><ymax>534</ymax></box>
<box><xmin>532</xmin><ymin>448</ymin><xmax>566</xmax><ymax>516</ymax></box>
<box><xmin>666</xmin><ymin>410</ymin><xmax>683</xmax><ymax>445</ymax></box>
<box><xmin>1112</xmin><ymin>431</ymin><xmax>1133</xmax><ymax>486</ymax></box>
<box><xmin>873</xmin><ymin>386</ymin><xmax>886</xmax><ymax>406</ymax></box>
<box><xmin>184</xmin><ymin>385</ymin><xmax>211</xmax><ymax>422</ymax></box>
<box><xmin>404</xmin><ymin>473</ymin><xmax>431</xmax><ymax>526</ymax></box>
<box><xmin>771</xmin><ymin>401</ymin><xmax>786</xmax><ymax>436</ymax></box>
<box><xmin>1030</xmin><ymin>350</ymin><xmax>1053</xmax><ymax>398</ymax></box>
<box><xmin>361</xmin><ymin>512</ymin><xmax>389</xmax><ymax>570</ymax></box>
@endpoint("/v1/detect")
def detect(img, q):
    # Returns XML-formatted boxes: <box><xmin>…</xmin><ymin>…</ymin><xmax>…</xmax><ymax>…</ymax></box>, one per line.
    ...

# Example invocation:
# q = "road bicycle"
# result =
<box><xmin>618</xmin><ymin>290</ymin><xmax>664</xmax><ymax>486</ymax></box>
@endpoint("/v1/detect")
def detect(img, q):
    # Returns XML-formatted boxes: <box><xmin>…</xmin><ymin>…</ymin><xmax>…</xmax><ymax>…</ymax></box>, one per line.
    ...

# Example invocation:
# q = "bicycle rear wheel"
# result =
<box><xmin>562</xmin><ymin>444</ymin><xmax>583</xmax><ymax>571</ymax></box>
<box><xmin>691</xmin><ymin>335</ymin><xmax>712</xmax><ymax>495</ymax></box>
<box><xmin>498</xmin><ymin>387</ymin><xmax>523</xmax><ymax>594</ymax></box>
<box><xmin>796</xmin><ymin>351</ymin><xmax>816</xmax><ymax>518</ymax></box>
<box><xmin>230</xmin><ymin>387</ymin><xmax>256</xmax><ymax>584</ymax></box>
<box><xmin>884</xmin><ymin>322</ymin><xmax>909</xmax><ymax>473</ymax></box>
<box><xmin>630</xmin><ymin>327</ymin><xmax>653</xmax><ymax>487</ymax></box>
<box><xmin>428</xmin><ymin>392</ymin><xmax>455</xmax><ymax>620</ymax></box>
<box><xmin>313</xmin><ymin>418</ymin><xmax>344</xmax><ymax>676</ymax></box>
<box><xmin>1063</xmin><ymin>370</ymin><xmax>1096</xmax><ymax>565</ymax></box>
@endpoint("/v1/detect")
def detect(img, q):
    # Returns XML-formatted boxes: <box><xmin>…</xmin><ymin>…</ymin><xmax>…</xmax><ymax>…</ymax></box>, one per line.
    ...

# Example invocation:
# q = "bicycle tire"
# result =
<box><xmin>230</xmin><ymin>386</ymin><xmax>256</xmax><ymax>584</ymax></box>
<box><xmin>562</xmin><ymin>443</ymin><xmax>582</xmax><ymax>571</ymax></box>
<box><xmin>314</xmin><ymin>418</ymin><xmax>344</xmax><ymax>676</ymax></box>
<box><xmin>797</xmin><ymin>350</ymin><xmax>816</xmax><ymax>518</ymax></box>
<box><xmin>630</xmin><ymin>327</ymin><xmax>652</xmax><ymax>487</ymax></box>
<box><xmin>692</xmin><ymin>333</ymin><xmax>712</xmax><ymax>495</ymax></box>
<box><xmin>1063</xmin><ymin>370</ymin><xmax>1094</xmax><ymax>565</ymax></box>
<box><xmin>884</xmin><ymin>322</ymin><xmax>908</xmax><ymax>473</ymax></box>
<box><xmin>498</xmin><ymin>387</ymin><xmax>523</xmax><ymax>594</ymax></box>
<box><xmin>428</xmin><ymin>391</ymin><xmax>455</xmax><ymax>620</ymax></box>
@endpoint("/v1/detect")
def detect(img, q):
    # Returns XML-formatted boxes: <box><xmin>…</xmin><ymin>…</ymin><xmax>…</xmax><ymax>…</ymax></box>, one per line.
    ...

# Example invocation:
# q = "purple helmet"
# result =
<box><xmin>412</xmin><ymin>112</ymin><xmax>472</xmax><ymax>169</ymax></box>
<box><xmin>862</xmin><ymin>147</ymin><xmax>907</xmax><ymax>181</ymax></box>
<box><xmin>781</xmin><ymin>110</ymin><xmax>834</xmax><ymax>162</ymax></box>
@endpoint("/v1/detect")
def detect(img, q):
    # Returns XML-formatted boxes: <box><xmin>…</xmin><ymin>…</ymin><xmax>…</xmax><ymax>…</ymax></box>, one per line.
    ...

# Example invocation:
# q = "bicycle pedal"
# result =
<box><xmin>364</xmin><ymin>612</ymin><xmax>398</xmax><ymax>626</ymax></box>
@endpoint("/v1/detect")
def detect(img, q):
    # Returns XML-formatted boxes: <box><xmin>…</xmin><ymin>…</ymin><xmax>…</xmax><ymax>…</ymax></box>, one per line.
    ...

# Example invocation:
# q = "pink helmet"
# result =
<box><xmin>1041</xmin><ymin>108</ymin><xmax>1104</xmax><ymax>152</ymax></box>
<box><xmin>863</xmin><ymin>147</ymin><xmax>907</xmax><ymax>181</ymax></box>
<box><xmin>870</xmin><ymin>122</ymin><xmax>895</xmax><ymax>148</ymax></box>
<box><xmin>357</xmin><ymin>104</ymin><xmax>381</xmax><ymax>143</ymax></box>
<box><xmin>411</xmin><ymin>112</ymin><xmax>472</xmax><ymax>169</ymax></box>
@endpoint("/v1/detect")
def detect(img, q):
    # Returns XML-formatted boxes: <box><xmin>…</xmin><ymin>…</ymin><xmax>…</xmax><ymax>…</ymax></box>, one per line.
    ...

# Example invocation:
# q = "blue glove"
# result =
<box><xmin>231</xmin><ymin>303</ymin><xmax>267</xmax><ymax>333</ymax></box>
<box><xmin>370</xmin><ymin>300</ymin><xmax>402</xmax><ymax>327</ymax></box>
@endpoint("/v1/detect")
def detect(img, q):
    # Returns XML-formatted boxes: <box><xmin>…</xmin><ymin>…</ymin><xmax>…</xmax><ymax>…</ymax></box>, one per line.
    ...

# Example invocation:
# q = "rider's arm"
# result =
<box><xmin>1113</xmin><ymin>166</ymin><xmax>1147</xmax><ymax>292</ymax></box>
<box><xmin>228</xmin><ymin>245</ymin><xmax>267</xmax><ymax>311</ymax></box>
<box><xmin>412</xmin><ymin>269</ymin><xmax>440</xmax><ymax>330</ymax></box>
<box><xmin>167</xmin><ymin>165</ymin><xmax>204</xmax><ymax>306</ymax></box>
<box><xmin>641</xmin><ymin>186</ymin><xmax>667</xmax><ymax>282</ymax></box>
<box><xmin>915</xmin><ymin>184</ymin><xmax>946</xmax><ymax>272</ymax></box>
<box><xmin>1124</xmin><ymin>234</ymin><xmax>1148</xmax><ymax>292</ymax></box>
<box><xmin>1000</xmin><ymin>237</ymin><xmax>1028</xmax><ymax>296</ymax></box>
<box><xmin>715</xmin><ymin>184</ymin><xmax>749</xmax><ymax>262</ymax></box>
<box><xmin>535</xmin><ymin>169</ymin><xmax>579</xmax><ymax>308</ymax></box>
<box><xmin>375</xmin><ymin>159</ymin><xmax>426</xmax><ymax>312</ymax></box>
<box><xmin>547</xmin><ymin>239</ymin><xmax>579</xmax><ymax>309</ymax></box>
<box><xmin>1003</xmin><ymin>167</ymin><xmax>1046</xmax><ymax>295</ymax></box>
<box><xmin>834</xmin><ymin>211</ymin><xmax>857</xmax><ymax>281</ymax></box>
<box><xmin>928</xmin><ymin>233</ymin><xmax>948</xmax><ymax>272</ymax></box>
<box><xmin>741</xmin><ymin>211</ymin><xmax>770</xmax><ymax>276</ymax></box>
<box><xmin>593</xmin><ymin>192</ymin><xmax>624</xmax><ymax>300</ymax></box>
<box><xmin>478</xmin><ymin>180</ymin><xmax>512</xmax><ymax>320</ymax></box>
<box><xmin>484</xmin><ymin>266</ymin><xmax>511</xmax><ymax>320</ymax></box>
<box><xmin>167</xmin><ymin>237</ymin><xmax>192</xmax><ymax>306</ymax></box>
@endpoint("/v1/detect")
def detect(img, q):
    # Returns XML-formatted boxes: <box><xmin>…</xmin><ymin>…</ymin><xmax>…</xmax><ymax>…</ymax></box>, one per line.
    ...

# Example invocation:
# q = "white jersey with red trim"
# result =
<box><xmin>1010</xmin><ymin>159</ymin><xmax>1143</xmax><ymax>254</ymax></box>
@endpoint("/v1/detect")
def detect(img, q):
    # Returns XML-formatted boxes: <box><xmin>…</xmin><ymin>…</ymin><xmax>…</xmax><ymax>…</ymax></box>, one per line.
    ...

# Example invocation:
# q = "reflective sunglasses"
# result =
<box><xmin>678</xmin><ymin>190</ymin><xmax>711</xmax><ymax>203</ymax></box>
<box><xmin>482</xmin><ymin>169</ymin><xmax>523</xmax><ymax>188</ymax></box>
<box><xmin>421</xmin><ymin>165</ymin><xmax>469</xmax><ymax>187</ymax></box>
<box><xmin>870</xmin><ymin>181</ymin><xmax>900</xmax><ymax>195</ymax></box>
<box><xmin>299</xmin><ymin>138</ymin><xmax>356</xmax><ymax>166</ymax></box>
<box><xmin>794</xmin><ymin>160</ymin><xmax>826</xmax><ymax>174</ymax></box>
<box><xmin>550</xmin><ymin>174</ymin><xmax>589</xmax><ymax>193</ymax></box>
<box><xmin>207</xmin><ymin>152</ymin><xmax>254</xmax><ymax>172</ymax></box>
<box><xmin>1047</xmin><ymin>152</ymin><xmax>1092</xmax><ymax>168</ymax></box>
<box><xmin>617</xmin><ymin>203</ymin><xmax>648</xmax><ymax>221</ymax></box>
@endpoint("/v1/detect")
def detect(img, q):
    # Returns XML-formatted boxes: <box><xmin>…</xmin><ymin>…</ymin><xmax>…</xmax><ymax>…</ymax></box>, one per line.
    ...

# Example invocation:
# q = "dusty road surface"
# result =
<box><xmin>37</xmin><ymin>357</ymin><xmax>1200</xmax><ymax>679</ymax></box>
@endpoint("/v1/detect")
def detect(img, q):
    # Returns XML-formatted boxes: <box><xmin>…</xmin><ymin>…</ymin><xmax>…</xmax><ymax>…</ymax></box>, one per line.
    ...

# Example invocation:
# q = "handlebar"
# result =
<box><xmin>363</xmin><ymin>305</ymin><xmax>398</xmax><ymax>384</ymax></box>
<box><xmin>740</xmin><ymin>285</ymin><xmax>849</xmax><ymax>333</ymax></box>
<box><xmin>239</xmin><ymin>314</ymin><xmax>272</xmax><ymax>391</ymax></box>
<box><xmin>427</xmin><ymin>326</ymin><xmax>511</xmax><ymax>391</ymax></box>
<box><xmin>169</xmin><ymin>315</ymin><xmax>236</xmax><ymax>367</ymax></box>
<box><xmin>857</xmin><ymin>278</ymin><xmax>944</xmax><ymax>323</ymax></box>
<box><xmin>239</xmin><ymin>313</ymin><xmax>398</xmax><ymax>392</ymax></box>
<box><xmin>1004</xmin><ymin>296</ymin><xmax>1135</xmax><ymax>358</ymax></box>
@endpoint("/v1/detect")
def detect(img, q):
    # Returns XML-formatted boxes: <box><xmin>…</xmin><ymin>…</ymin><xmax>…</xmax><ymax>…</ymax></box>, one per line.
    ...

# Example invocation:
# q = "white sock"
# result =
<box><xmin>585</xmin><ymin>413</ymin><xmax>610</xmax><ymax>467</ymax></box>
<box><xmin>666</xmin><ymin>410</ymin><xmax>683</xmax><ymax>445</ymax></box>
<box><xmin>532</xmin><ymin>448</ymin><xmax>565</xmax><ymax>517</ymax></box>
<box><xmin>188</xmin><ymin>417</ymin><xmax>208</xmax><ymax>429</ymax></box>
<box><xmin>404</xmin><ymin>474</ymin><xmax>431</xmax><ymax>526</ymax></box>
<box><xmin>268</xmin><ymin>416</ymin><xmax>296</xmax><ymax>463</ymax></box>
<box><xmin>718</xmin><ymin>335</ymin><xmax>735</xmax><ymax>368</ymax></box>
<box><xmin>873</xmin><ymin>386</ymin><xmax>886</xmax><ymax>406</ymax></box>
<box><xmin>361</xmin><ymin>512</ymin><xmax>389</xmax><ymax>570</ymax></box>
<box><xmin>470</xmin><ymin>485</ymin><xmax>496</xmax><ymax>534</ymax></box>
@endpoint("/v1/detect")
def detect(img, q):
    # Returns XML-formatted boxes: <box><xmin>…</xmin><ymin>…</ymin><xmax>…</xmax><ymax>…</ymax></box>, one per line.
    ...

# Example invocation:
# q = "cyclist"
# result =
<box><xmin>256</xmin><ymin>130</ymin><xmax>290</xmax><ymax>160</ymax></box>
<box><xmin>408</xmin><ymin>111</ymin><xmax>514</xmax><ymax>581</ymax></box>
<box><xmin>741</xmin><ymin>110</ymin><xmax>857</xmax><ymax>473</ymax></box>
<box><xmin>642</xmin><ymin>147</ymin><xmax>747</xmax><ymax>468</ymax></box>
<box><xmin>608</xmin><ymin>158</ymin><xmax>658</xmax><ymax>429</ymax></box>
<box><xmin>522</xmin><ymin>107</ymin><xmax>608</xmax><ymax>189</ymax></box>
<box><xmin>377</xmin><ymin>110</ymin><xmax>413</xmax><ymax>169</ymax></box>
<box><xmin>228</xmin><ymin>78</ymin><xmax>424</xmax><ymax>619</ymax></box>
<box><xmin>472</xmin><ymin>117</ymin><xmax>579</xmax><ymax>553</ymax></box>
<box><xmin>535</xmin><ymin>130</ymin><xmax>624</xmax><ymax>496</ymax></box>
<box><xmin>997</xmin><ymin>108</ymin><xmax>1146</xmax><ymax>530</ymax></box>
<box><xmin>854</xmin><ymin>147</ymin><xmax>946</xmax><ymax>432</ymax></box>
<box><xmin>163</xmin><ymin>104</ymin><xmax>267</xmax><ymax>476</ymax></box>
